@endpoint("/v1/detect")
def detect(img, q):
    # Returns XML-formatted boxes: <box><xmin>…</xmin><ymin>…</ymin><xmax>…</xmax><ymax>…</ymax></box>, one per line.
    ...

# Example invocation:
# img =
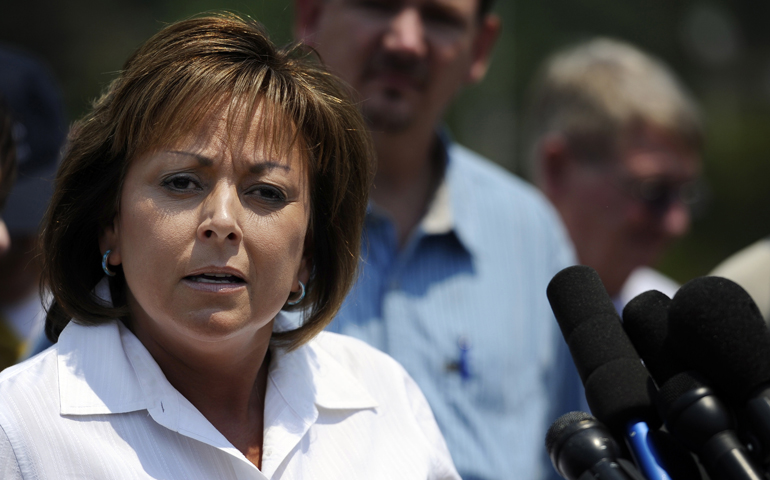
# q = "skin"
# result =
<box><xmin>0</xmin><ymin>219</ymin><xmax>8</xmax><ymax>256</ymax></box>
<box><xmin>100</xmin><ymin>104</ymin><xmax>311</xmax><ymax>468</ymax></box>
<box><xmin>540</xmin><ymin>124</ymin><xmax>700</xmax><ymax>296</ymax></box>
<box><xmin>295</xmin><ymin>0</ymin><xmax>499</xmax><ymax>245</ymax></box>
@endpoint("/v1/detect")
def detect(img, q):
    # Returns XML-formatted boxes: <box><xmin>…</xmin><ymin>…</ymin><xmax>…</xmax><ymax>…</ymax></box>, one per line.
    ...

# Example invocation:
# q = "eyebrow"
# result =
<box><xmin>165</xmin><ymin>150</ymin><xmax>291</xmax><ymax>173</ymax></box>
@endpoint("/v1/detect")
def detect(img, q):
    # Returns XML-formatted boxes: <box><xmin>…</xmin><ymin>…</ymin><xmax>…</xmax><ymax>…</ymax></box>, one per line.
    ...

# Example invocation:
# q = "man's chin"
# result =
<box><xmin>361</xmin><ymin>103</ymin><xmax>415</xmax><ymax>134</ymax></box>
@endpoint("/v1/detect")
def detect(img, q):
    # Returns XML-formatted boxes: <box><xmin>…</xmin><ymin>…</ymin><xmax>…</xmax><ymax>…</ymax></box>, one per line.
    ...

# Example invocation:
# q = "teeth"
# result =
<box><xmin>194</xmin><ymin>277</ymin><xmax>232</xmax><ymax>284</ymax></box>
<box><xmin>189</xmin><ymin>273</ymin><xmax>242</xmax><ymax>284</ymax></box>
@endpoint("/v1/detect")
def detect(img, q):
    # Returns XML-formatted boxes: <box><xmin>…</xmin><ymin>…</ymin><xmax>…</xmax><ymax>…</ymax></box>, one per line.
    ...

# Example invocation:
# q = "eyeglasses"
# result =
<box><xmin>616</xmin><ymin>176</ymin><xmax>706</xmax><ymax>216</ymax></box>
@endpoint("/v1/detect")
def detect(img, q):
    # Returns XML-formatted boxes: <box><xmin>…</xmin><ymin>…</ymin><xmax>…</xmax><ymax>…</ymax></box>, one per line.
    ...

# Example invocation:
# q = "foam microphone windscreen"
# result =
<box><xmin>668</xmin><ymin>276</ymin><xmax>770</xmax><ymax>402</ymax></box>
<box><xmin>622</xmin><ymin>290</ymin><xmax>685</xmax><ymax>386</ymax></box>
<box><xmin>547</xmin><ymin>265</ymin><xmax>658</xmax><ymax>435</ymax></box>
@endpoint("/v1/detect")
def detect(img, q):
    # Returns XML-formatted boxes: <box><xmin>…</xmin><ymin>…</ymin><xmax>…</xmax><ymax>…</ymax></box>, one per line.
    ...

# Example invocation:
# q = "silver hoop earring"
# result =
<box><xmin>287</xmin><ymin>281</ymin><xmax>306</xmax><ymax>306</ymax></box>
<box><xmin>102</xmin><ymin>250</ymin><xmax>116</xmax><ymax>277</ymax></box>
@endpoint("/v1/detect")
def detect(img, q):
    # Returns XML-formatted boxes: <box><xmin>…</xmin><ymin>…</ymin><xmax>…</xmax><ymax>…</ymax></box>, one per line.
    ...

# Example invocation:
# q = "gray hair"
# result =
<box><xmin>525</xmin><ymin>37</ymin><xmax>702</xmax><ymax>179</ymax></box>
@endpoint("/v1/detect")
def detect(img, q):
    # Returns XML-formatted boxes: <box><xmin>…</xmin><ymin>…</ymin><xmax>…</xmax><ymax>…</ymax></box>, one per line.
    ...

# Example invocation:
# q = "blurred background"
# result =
<box><xmin>1</xmin><ymin>0</ymin><xmax>769</xmax><ymax>283</ymax></box>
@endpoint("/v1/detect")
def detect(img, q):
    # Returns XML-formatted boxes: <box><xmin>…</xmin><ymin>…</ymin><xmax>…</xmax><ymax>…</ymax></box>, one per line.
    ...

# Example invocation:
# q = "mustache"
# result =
<box><xmin>363</xmin><ymin>51</ymin><xmax>429</xmax><ymax>87</ymax></box>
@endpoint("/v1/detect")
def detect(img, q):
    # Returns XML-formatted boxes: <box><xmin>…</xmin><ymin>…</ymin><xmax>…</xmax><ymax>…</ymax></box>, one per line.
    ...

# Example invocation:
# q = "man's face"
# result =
<box><xmin>296</xmin><ymin>0</ymin><xmax>497</xmax><ymax>133</ymax></box>
<box><xmin>554</xmin><ymin>125</ymin><xmax>701</xmax><ymax>296</ymax></box>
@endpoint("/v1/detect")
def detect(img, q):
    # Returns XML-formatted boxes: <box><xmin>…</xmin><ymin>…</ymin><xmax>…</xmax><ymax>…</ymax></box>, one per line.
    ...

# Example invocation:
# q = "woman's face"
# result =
<box><xmin>101</xmin><ymin>105</ymin><xmax>311</xmax><ymax>348</ymax></box>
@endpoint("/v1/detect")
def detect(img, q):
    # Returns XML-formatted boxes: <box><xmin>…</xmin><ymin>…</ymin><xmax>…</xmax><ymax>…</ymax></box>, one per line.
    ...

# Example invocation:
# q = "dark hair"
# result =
<box><xmin>42</xmin><ymin>14</ymin><xmax>374</xmax><ymax>350</ymax></box>
<box><xmin>0</xmin><ymin>98</ymin><xmax>16</xmax><ymax>209</ymax></box>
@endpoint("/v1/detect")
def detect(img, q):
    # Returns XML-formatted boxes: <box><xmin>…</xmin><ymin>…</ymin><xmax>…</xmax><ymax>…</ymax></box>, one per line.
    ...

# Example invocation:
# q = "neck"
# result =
<box><xmin>369</xmin><ymin>127</ymin><xmax>443</xmax><ymax>247</ymax></box>
<box><xmin>133</xmin><ymin>319</ymin><xmax>273</xmax><ymax>468</ymax></box>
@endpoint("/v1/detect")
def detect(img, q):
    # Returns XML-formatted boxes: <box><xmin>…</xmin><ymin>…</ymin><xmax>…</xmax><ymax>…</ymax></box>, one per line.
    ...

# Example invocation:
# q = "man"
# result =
<box><xmin>526</xmin><ymin>38</ymin><xmax>703</xmax><ymax>310</ymax></box>
<box><xmin>0</xmin><ymin>46</ymin><xmax>67</xmax><ymax>369</ymax></box>
<box><xmin>295</xmin><ymin>2</ymin><xmax>582</xmax><ymax>478</ymax></box>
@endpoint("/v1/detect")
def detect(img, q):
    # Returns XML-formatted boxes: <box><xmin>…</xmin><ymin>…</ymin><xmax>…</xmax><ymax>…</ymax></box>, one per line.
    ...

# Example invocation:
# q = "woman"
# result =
<box><xmin>0</xmin><ymin>15</ymin><xmax>459</xmax><ymax>479</ymax></box>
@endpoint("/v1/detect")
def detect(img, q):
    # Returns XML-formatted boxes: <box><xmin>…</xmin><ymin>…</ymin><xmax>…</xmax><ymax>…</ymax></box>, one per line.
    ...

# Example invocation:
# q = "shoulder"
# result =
<box><xmin>448</xmin><ymin>144</ymin><xmax>542</xmax><ymax>198</ymax></box>
<box><xmin>0</xmin><ymin>346</ymin><xmax>60</xmax><ymax>468</ymax></box>
<box><xmin>447</xmin><ymin>143</ymin><xmax>565</xmax><ymax>225</ymax></box>
<box><xmin>710</xmin><ymin>238</ymin><xmax>770</xmax><ymax>320</ymax></box>
<box><xmin>447</xmin><ymin>143</ymin><xmax>575</xmax><ymax>265</ymax></box>
<box><xmin>311</xmin><ymin>330</ymin><xmax>410</xmax><ymax>384</ymax></box>
<box><xmin>0</xmin><ymin>345</ymin><xmax>58</xmax><ymax>396</ymax></box>
<box><xmin>711</xmin><ymin>238</ymin><xmax>770</xmax><ymax>279</ymax></box>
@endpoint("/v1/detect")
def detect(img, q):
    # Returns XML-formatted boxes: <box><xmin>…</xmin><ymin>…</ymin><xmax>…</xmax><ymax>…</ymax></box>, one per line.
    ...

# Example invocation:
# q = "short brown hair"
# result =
<box><xmin>525</xmin><ymin>37</ymin><xmax>703</xmax><ymax>179</ymax></box>
<box><xmin>42</xmin><ymin>14</ymin><xmax>374</xmax><ymax>350</ymax></box>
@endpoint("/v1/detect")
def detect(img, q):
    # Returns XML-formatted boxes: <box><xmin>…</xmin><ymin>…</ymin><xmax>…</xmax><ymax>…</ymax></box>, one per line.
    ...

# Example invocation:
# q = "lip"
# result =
<box><xmin>185</xmin><ymin>266</ymin><xmax>247</xmax><ymax>280</ymax></box>
<box><xmin>182</xmin><ymin>265</ymin><xmax>247</xmax><ymax>293</ymax></box>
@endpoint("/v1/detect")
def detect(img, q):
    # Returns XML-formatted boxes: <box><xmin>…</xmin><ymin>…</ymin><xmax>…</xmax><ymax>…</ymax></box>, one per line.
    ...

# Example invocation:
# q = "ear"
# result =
<box><xmin>98</xmin><ymin>216</ymin><xmax>122</xmax><ymax>267</ymax></box>
<box><xmin>296</xmin><ymin>254</ymin><xmax>312</xmax><ymax>288</ymax></box>
<box><xmin>466</xmin><ymin>14</ymin><xmax>501</xmax><ymax>84</ymax></box>
<box><xmin>295</xmin><ymin>232</ymin><xmax>313</xmax><ymax>288</ymax></box>
<box><xmin>537</xmin><ymin>134</ymin><xmax>573</xmax><ymax>201</ymax></box>
<box><xmin>294</xmin><ymin>0</ymin><xmax>325</xmax><ymax>45</ymax></box>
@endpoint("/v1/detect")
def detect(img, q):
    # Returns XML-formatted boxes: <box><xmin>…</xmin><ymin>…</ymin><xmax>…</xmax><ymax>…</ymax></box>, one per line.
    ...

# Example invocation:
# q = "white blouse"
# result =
<box><xmin>0</xmin><ymin>315</ymin><xmax>459</xmax><ymax>479</ymax></box>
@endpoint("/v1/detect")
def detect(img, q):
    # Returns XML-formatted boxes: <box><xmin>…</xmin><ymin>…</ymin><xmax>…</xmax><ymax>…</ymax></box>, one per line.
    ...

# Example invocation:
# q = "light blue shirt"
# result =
<box><xmin>326</xmin><ymin>138</ymin><xmax>583</xmax><ymax>480</ymax></box>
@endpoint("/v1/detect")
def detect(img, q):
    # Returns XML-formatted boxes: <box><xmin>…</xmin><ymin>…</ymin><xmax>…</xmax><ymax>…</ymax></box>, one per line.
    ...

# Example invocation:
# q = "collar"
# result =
<box><xmin>269</xmin><ymin>315</ymin><xmax>379</xmax><ymax>412</ymax></box>
<box><xmin>418</xmin><ymin>132</ymin><xmax>481</xmax><ymax>257</ymax></box>
<box><xmin>56</xmin><ymin>311</ymin><xmax>378</xmax><ymax>476</ymax></box>
<box><xmin>58</xmin><ymin>314</ymin><xmax>378</xmax><ymax>412</ymax></box>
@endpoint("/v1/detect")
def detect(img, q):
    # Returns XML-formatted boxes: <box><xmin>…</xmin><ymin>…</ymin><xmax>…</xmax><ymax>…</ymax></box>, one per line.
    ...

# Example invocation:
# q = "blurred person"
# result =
<box><xmin>0</xmin><ymin>98</ymin><xmax>19</xmax><ymax>367</ymax></box>
<box><xmin>296</xmin><ymin>1</ymin><xmax>583</xmax><ymax>478</ymax></box>
<box><xmin>0</xmin><ymin>98</ymin><xmax>17</xmax><ymax>256</ymax></box>
<box><xmin>0</xmin><ymin>15</ymin><xmax>461</xmax><ymax>479</ymax></box>
<box><xmin>526</xmin><ymin>37</ymin><xmax>703</xmax><ymax>310</ymax></box>
<box><xmin>0</xmin><ymin>46</ymin><xmax>67</xmax><ymax>369</ymax></box>
<box><xmin>711</xmin><ymin>238</ymin><xmax>770</xmax><ymax>324</ymax></box>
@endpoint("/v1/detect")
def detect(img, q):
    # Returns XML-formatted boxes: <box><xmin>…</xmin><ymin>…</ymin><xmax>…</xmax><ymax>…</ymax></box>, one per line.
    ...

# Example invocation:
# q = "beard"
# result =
<box><xmin>361</xmin><ymin>93</ymin><xmax>414</xmax><ymax>133</ymax></box>
<box><xmin>359</xmin><ymin>50</ymin><xmax>429</xmax><ymax>133</ymax></box>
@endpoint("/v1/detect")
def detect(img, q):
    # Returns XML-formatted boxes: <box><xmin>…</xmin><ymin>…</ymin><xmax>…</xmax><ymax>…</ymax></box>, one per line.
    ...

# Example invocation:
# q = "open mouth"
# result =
<box><xmin>185</xmin><ymin>273</ymin><xmax>245</xmax><ymax>284</ymax></box>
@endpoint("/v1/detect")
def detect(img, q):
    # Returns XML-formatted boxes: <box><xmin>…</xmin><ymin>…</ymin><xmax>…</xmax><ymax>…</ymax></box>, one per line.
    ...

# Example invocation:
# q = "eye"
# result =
<box><xmin>350</xmin><ymin>0</ymin><xmax>398</xmax><ymax>16</ymax></box>
<box><xmin>421</xmin><ymin>6</ymin><xmax>468</xmax><ymax>32</ymax></box>
<box><xmin>161</xmin><ymin>174</ymin><xmax>201</xmax><ymax>192</ymax></box>
<box><xmin>249</xmin><ymin>184</ymin><xmax>287</xmax><ymax>203</ymax></box>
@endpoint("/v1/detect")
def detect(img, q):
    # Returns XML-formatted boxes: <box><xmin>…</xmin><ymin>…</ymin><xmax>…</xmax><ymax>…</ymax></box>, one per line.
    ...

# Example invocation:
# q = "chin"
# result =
<box><xmin>170</xmin><ymin>310</ymin><xmax>272</xmax><ymax>343</ymax></box>
<box><xmin>362</xmin><ymin>101</ymin><xmax>414</xmax><ymax>133</ymax></box>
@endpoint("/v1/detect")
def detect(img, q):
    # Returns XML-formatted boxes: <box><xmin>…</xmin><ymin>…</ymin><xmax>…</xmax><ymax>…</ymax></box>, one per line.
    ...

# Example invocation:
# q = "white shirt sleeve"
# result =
<box><xmin>0</xmin><ymin>422</ymin><xmax>23</xmax><ymax>480</ymax></box>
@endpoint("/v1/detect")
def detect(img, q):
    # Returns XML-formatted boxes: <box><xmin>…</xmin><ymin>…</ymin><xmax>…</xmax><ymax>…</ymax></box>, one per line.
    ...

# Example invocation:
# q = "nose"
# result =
<box><xmin>661</xmin><ymin>200</ymin><xmax>690</xmax><ymax>239</ymax></box>
<box><xmin>383</xmin><ymin>8</ymin><xmax>427</xmax><ymax>58</ymax></box>
<box><xmin>197</xmin><ymin>183</ymin><xmax>242</xmax><ymax>244</ymax></box>
<box><xmin>0</xmin><ymin>218</ymin><xmax>9</xmax><ymax>256</ymax></box>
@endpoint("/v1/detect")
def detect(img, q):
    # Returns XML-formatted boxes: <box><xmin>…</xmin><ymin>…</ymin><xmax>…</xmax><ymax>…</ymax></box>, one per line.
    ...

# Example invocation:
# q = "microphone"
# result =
<box><xmin>668</xmin><ymin>276</ymin><xmax>770</xmax><ymax>465</ymax></box>
<box><xmin>547</xmin><ymin>266</ymin><xmax>669</xmax><ymax>479</ymax></box>
<box><xmin>546</xmin><ymin>411</ymin><xmax>647</xmax><ymax>480</ymax></box>
<box><xmin>622</xmin><ymin>290</ymin><xmax>682</xmax><ymax>386</ymax></box>
<box><xmin>656</xmin><ymin>371</ymin><xmax>764</xmax><ymax>480</ymax></box>
<box><xmin>622</xmin><ymin>290</ymin><xmax>711</xmax><ymax>480</ymax></box>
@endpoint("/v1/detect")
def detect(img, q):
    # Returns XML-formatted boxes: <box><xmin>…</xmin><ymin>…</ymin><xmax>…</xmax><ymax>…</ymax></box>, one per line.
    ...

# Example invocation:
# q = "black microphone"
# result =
<box><xmin>656</xmin><ymin>371</ymin><xmax>764</xmax><ymax>480</ymax></box>
<box><xmin>546</xmin><ymin>411</ymin><xmax>647</xmax><ymax>480</ymax></box>
<box><xmin>622</xmin><ymin>290</ymin><xmax>682</xmax><ymax>386</ymax></box>
<box><xmin>547</xmin><ymin>266</ymin><xmax>670</xmax><ymax>479</ymax></box>
<box><xmin>622</xmin><ymin>290</ymin><xmax>711</xmax><ymax>480</ymax></box>
<box><xmin>668</xmin><ymin>276</ymin><xmax>770</xmax><ymax>465</ymax></box>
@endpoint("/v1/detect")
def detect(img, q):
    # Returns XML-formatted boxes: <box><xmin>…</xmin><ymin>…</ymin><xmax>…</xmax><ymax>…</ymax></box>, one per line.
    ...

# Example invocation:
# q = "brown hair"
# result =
<box><xmin>41</xmin><ymin>13</ymin><xmax>374</xmax><ymax>350</ymax></box>
<box><xmin>0</xmin><ymin>98</ymin><xmax>17</xmax><ymax>210</ymax></box>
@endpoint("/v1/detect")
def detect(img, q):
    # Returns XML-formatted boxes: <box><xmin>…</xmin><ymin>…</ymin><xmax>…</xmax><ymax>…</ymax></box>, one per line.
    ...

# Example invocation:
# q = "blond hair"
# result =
<box><xmin>526</xmin><ymin>37</ymin><xmax>702</xmax><ymax>178</ymax></box>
